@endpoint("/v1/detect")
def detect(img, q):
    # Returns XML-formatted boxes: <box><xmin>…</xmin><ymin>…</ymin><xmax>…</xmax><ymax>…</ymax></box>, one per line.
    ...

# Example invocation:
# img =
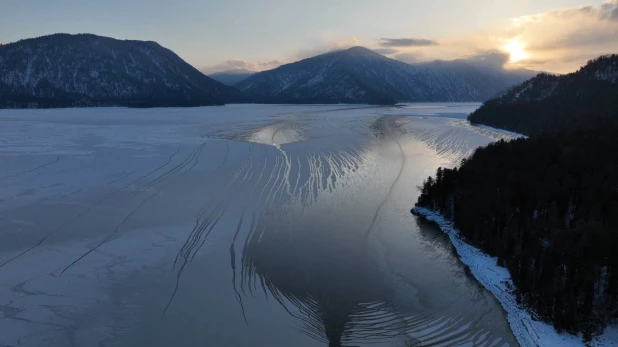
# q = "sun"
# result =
<box><xmin>504</xmin><ymin>40</ymin><xmax>527</xmax><ymax>63</ymax></box>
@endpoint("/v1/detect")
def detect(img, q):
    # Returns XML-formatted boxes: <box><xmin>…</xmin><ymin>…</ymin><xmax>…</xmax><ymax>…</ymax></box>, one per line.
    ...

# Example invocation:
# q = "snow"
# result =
<box><xmin>411</xmin><ymin>207</ymin><xmax>618</xmax><ymax>347</ymax></box>
<box><xmin>470</xmin><ymin>124</ymin><xmax>528</xmax><ymax>139</ymax></box>
<box><xmin>0</xmin><ymin>105</ymin><xmax>360</xmax><ymax>347</ymax></box>
<box><xmin>594</xmin><ymin>65</ymin><xmax>618</xmax><ymax>83</ymax></box>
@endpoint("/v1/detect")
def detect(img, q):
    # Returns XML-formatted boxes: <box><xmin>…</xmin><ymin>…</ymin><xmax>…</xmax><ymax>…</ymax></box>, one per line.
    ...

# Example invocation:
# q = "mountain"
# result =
<box><xmin>209</xmin><ymin>69</ymin><xmax>255</xmax><ymax>86</ymax></box>
<box><xmin>236</xmin><ymin>46</ymin><xmax>536</xmax><ymax>105</ymax></box>
<box><xmin>0</xmin><ymin>33</ymin><xmax>244</xmax><ymax>108</ymax></box>
<box><xmin>469</xmin><ymin>54</ymin><xmax>618</xmax><ymax>136</ymax></box>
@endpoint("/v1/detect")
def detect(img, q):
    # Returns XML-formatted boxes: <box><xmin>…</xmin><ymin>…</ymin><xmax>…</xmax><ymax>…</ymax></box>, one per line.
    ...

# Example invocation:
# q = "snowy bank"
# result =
<box><xmin>469</xmin><ymin>123</ymin><xmax>529</xmax><ymax>139</ymax></box>
<box><xmin>411</xmin><ymin>206</ymin><xmax>618</xmax><ymax>347</ymax></box>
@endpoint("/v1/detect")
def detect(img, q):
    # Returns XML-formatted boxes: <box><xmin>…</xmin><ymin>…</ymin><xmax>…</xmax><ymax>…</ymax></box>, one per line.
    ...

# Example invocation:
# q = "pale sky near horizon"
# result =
<box><xmin>1</xmin><ymin>0</ymin><xmax>617</xmax><ymax>73</ymax></box>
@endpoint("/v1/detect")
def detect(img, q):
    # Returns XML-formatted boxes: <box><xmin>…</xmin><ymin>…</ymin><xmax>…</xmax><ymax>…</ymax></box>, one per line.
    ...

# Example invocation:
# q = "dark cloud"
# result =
<box><xmin>578</xmin><ymin>5</ymin><xmax>595</xmax><ymax>16</ymax></box>
<box><xmin>373</xmin><ymin>48</ymin><xmax>399</xmax><ymax>55</ymax></box>
<box><xmin>600</xmin><ymin>0</ymin><xmax>618</xmax><ymax>20</ymax></box>
<box><xmin>379</xmin><ymin>38</ymin><xmax>438</xmax><ymax>47</ymax></box>
<box><xmin>573</xmin><ymin>0</ymin><xmax>618</xmax><ymax>21</ymax></box>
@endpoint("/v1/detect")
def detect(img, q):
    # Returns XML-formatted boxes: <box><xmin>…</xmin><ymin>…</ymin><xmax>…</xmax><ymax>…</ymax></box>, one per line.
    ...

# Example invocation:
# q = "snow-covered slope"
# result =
<box><xmin>0</xmin><ymin>34</ymin><xmax>244</xmax><ymax>108</ymax></box>
<box><xmin>236</xmin><ymin>47</ymin><xmax>535</xmax><ymax>105</ymax></box>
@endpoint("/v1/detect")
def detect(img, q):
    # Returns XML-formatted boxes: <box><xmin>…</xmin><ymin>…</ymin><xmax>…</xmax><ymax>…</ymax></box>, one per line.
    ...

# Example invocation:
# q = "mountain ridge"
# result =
<box><xmin>0</xmin><ymin>33</ymin><xmax>244</xmax><ymax>108</ymax></box>
<box><xmin>236</xmin><ymin>46</ymin><xmax>536</xmax><ymax>105</ymax></box>
<box><xmin>468</xmin><ymin>54</ymin><xmax>618</xmax><ymax>135</ymax></box>
<box><xmin>0</xmin><ymin>34</ymin><xmax>541</xmax><ymax>108</ymax></box>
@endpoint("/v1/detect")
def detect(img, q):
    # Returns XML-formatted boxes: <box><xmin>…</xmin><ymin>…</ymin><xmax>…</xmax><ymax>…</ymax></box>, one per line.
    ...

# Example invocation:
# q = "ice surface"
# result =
<box><xmin>0</xmin><ymin>104</ymin><xmax>551</xmax><ymax>346</ymax></box>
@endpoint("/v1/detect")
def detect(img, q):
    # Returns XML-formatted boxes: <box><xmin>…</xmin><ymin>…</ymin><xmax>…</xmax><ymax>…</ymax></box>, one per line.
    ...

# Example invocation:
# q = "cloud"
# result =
<box><xmin>392</xmin><ymin>51</ymin><xmax>427</xmax><ymax>64</ymax></box>
<box><xmin>373</xmin><ymin>48</ymin><xmax>399</xmax><ymax>55</ymax></box>
<box><xmin>583</xmin><ymin>1</ymin><xmax>617</xmax><ymax>18</ymax></box>
<box><xmin>379</xmin><ymin>38</ymin><xmax>438</xmax><ymax>47</ymax></box>
<box><xmin>463</xmin><ymin>51</ymin><xmax>510</xmax><ymax>69</ymax></box>
<box><xmin>513</xmin><ymin>0</ymin><xmax>618</xmax><ymax>24</ymax></box>
<box><xmin>294</xmin><ymin>36</ymin><xmax>360</xmax><ymax>60</ymax></box>
<box><xmin>203</xmin><ymin>1</ymin><xmax>618</xmax><ymax>77</ymax></box>
<box><xmin>514</xmin><ymin>58</ymin><xmax>548</xmax><ymax>67</ymax></box>
<box><xmin>202</xmin><ymin>36</ymin><xmax>361</xmax><ymax>74</ymax></box>
<box><xmin>202</xmin><ymin>59</ymin><xmax>283</xmax><ymax>74</ymax></box>
<box><xmin>533</xmin><ymin>28</ymin><xmax>618</xmax><ymax>50</ymax></box>
<box><xmin>502</xmin><ymin>0</ymin><xmax>618</xmax><ymax>72</ymax></box>
<box><xmin>600</xmin><ymin>0</ymin><xmax>618</xmax><ymax>20</ymax></box>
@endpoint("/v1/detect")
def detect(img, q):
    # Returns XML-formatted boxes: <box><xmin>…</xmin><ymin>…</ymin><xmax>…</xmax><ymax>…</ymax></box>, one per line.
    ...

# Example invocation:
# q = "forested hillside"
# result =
<box><xmin>468</xmin><ymin>55</ymin><xmax>618</xmax><ymax>136</ymax></box>
<box><xmin>415</xmin><ymin>129</ymin><xmax>618</xmax><ymax>340</ymax></box>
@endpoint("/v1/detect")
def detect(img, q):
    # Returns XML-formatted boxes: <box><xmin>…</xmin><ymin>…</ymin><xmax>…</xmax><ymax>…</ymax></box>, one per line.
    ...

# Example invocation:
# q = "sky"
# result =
<box><xmin>1</xmin><ymin>0</ymin><xmax>617</xmax><ymax>74</ymax></box>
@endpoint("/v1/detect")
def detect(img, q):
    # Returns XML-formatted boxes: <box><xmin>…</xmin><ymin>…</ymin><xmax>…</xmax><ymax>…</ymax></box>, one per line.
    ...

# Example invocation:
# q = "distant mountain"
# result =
<box><xmin>0</xmin><ymin>33</ymin><xmax>244</xmax><ymax>108</ymax></box>
<box><xmin>209</xmin><ymin>69</ymin><xmax>255</xmax><ymax>86</ymax></box>
<box><xmin>469</xmin><ymin>54</ymin><xmax>618</xmax><ymax>136</ymax></box>
<box><xmin>236</xmin><ymin>46</ymin><xmax>536</xmax><ymax>105</ymax></box>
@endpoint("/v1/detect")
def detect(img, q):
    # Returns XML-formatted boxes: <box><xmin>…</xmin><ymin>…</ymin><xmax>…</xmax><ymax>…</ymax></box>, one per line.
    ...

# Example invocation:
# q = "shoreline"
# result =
<box><xmin>411</xmin><ymin>206</ymin><xmax>618</xmax><ymax>347</ymax></box>
<box><xmin>468</xmin><ymin>123</ymin><xmax>529</xmax><ymax>139</ymax></box>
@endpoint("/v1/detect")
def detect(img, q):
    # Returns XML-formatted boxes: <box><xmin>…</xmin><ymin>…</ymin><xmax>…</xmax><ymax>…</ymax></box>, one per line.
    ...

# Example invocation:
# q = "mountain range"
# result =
<box><xmin>237</xmin><ymin>47</ymin><xmax>536</xmax><ymax>105</ymax></box>
<box><xmin>0</xmin><ymin>33</ymin><xmax>538</xmax><ymax>108</ymax></box>
<box><xmin>469</xmin><ymin>54</ymin><xmax>618</xmax><ymax>135</ymax></box>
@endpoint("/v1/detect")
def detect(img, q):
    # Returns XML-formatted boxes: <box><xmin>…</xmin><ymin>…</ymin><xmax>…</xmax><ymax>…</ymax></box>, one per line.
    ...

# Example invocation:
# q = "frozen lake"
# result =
<box><xmin>0</xmin><ymin>104</ymin><xmax>519</xmax><ymax>346</ymax></box>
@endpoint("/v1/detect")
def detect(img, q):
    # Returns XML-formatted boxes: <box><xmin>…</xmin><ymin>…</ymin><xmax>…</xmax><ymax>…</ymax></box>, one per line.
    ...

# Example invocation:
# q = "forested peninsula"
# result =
<box><xmin>414</xmin><ymin>55</ymin><xmax>618</xmax><ymax>342</ymax></box>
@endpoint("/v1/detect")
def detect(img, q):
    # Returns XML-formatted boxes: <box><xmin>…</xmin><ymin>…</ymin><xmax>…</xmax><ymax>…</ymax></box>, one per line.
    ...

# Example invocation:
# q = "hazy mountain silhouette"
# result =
<box><xmin>209</xmin><ymin>69</ymin><xmax>256</xmax><ymax>86</ymax></box>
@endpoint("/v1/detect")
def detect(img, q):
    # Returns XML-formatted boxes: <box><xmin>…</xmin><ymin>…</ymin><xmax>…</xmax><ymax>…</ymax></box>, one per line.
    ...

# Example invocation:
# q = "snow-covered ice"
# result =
<box><xmin>0</xmin><ymin>103</ymin><xmax>569</xmax><ymax>346</ymax></box>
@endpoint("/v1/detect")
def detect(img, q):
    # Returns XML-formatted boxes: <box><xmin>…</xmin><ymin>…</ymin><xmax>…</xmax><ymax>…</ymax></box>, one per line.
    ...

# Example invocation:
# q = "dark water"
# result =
<box><xmin>0</xmin><ymin>105</ymin><xmax>518</xmax><ymax>346</ymax></box>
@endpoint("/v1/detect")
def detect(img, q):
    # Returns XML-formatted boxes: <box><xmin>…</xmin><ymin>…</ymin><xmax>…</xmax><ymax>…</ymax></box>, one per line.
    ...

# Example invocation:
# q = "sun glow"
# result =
<box><xmin>504</xmin><ymin>40</ymin><xmax>527</xmax><ymax>63</ymax></box>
